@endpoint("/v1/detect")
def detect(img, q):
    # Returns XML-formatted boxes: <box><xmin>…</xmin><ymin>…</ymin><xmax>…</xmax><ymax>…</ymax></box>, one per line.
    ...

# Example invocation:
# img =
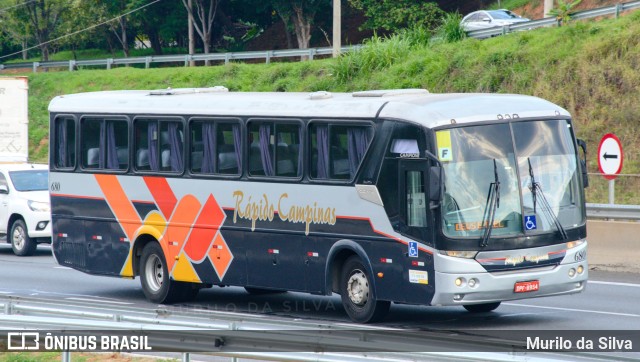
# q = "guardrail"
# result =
<box><xmin>0</xmin><ymin>45</ymin><xmax>360</xmax><ymax>73</ymax></box>
<box><xmin>586</xmin><ymin>203</ymin><xmax>640</xmax><ymax>220</ymax></box>
<box><xmin>466</xmin><ymin>0</ymin><xmax>640</xmax><ymax>38</ymax></box>
<box><xmin>0</xmin><ymin>297</ymin><xmax>614</xmax><ymax>361</ymax></box>
<box><xmin>2</xmin><ymin>1</ymin><xmax>639</xmax><ymax>73</ymax></box>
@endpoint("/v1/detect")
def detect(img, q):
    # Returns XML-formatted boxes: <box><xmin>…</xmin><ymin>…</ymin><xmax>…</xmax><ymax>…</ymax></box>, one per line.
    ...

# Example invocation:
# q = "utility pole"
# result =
<box><xmin>188</xmin><ymin>0</ymin><xmax>195</xmax><ymax>67</ymax></box>
<box><xmin>333</xmin><ymin>0</ymin><xmax>341</xmax><ymax>57</ymax></box>
<box><xmin>544</xmin><ymin>0</ymin><xmax>554</xmax><ymax>17</ymax></box>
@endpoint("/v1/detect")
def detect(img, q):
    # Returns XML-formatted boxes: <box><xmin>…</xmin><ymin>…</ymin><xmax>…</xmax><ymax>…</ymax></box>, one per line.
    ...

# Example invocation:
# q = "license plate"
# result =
<box><xmin>514</xmin><ymin>280</ymin><xmax>539</xmax><ymax>293</ymax></box>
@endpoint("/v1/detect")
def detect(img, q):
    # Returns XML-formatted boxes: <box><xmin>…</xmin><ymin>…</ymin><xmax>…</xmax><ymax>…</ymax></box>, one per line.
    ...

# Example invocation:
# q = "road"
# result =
<box><xmin>1</xmin><ymin>244</ymin><xmax>638</xmax><ymax>332</ymax></box>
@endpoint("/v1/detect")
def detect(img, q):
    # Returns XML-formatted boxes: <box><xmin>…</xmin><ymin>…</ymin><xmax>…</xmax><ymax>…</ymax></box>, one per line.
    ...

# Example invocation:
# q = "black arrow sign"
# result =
<box><xmin>603</xmin><ymin>152</ymin><xmax>619</xmax><ymax>160</ymax></box>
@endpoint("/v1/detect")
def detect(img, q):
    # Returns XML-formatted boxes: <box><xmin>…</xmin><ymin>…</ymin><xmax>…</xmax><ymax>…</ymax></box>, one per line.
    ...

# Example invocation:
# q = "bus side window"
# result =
<box><xmin>135</xmin><ymin>119</ymin><xmax>183</xmax><ymax>173</ymax></box>
<box><xmin>190</xmin><ymin>120</ymin><xmax>241</xmax><ymax>175</ymax></box>
<box><xmin>54</xmin><ymin>117</ymin><xmax>76</xmax><ymax>169</ymax></box>
<box><xmin>248</xmin><ymin>120</ymin><xmax>301</xmax><ymax>178</ymax></box>
<box><xmin>310</xmin><ymin>123</ymin><xmax>373</xmax><ymax>181</ymax></box>
<box><xmin>80</xmin><ymin>118</ymin><xmax>128</xmax><ymax>171</ymax></box>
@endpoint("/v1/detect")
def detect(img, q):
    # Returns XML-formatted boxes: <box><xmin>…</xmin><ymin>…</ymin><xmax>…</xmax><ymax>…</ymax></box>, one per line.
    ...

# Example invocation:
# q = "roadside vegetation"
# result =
<box><xmin>15</xmin><ymin>11</ymin><xmax>640</xmax><ymax>203</ymax></box>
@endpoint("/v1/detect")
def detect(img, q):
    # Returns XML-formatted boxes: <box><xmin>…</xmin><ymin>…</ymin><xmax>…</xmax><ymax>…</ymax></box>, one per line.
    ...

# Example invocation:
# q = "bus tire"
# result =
<box><xmin>139</xmin><ymin>242</ymin><xmax>190</xmax><ymax>304</ymax></box>
<box><xmin>11</xmin><ymin>219</ymin><xmax>37</xmax><ymax>256</ymax></box>
<box><xmin>339</xmin><ymin>255</ymin><xmax>390</xmax><ymax>323</ymax></box>
<box><xmin>463</xmin><ymin>302</ymin><xmax>501</xmax><ymax>313</ymax></box>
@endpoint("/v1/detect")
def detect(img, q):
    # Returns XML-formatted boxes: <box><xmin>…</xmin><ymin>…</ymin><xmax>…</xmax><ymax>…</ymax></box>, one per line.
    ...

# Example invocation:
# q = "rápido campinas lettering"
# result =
<box><xmin>233</xmin><ymin>191</ymin><xmax>336</xmax><ymax>235</ymax></box>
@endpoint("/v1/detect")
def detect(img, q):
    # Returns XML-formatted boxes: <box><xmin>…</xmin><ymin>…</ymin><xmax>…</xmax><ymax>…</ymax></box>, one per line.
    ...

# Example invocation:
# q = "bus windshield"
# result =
<box><xmin>438</xmin><ymin>119</ymin><xmax>584</xmax><ymax>240</ymax></box>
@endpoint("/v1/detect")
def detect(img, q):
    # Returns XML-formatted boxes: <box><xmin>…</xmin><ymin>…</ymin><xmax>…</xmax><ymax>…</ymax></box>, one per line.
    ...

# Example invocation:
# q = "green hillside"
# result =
<box><xmin>18</xmin><ymin>11</ymin><xmax>640</xmax><ymax>203</ymax></box>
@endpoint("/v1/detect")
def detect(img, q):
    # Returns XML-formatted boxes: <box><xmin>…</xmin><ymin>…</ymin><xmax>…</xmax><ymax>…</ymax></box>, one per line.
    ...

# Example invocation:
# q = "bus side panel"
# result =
<box><xmin>52</xmin><ymin>193</ymin><xmax>130</xmax><ymax>276</ymax></box>
<box><xmin>194</xmin><ymin>228</ymin><xmax>246</xmax><ymax>286</ymax></box>
<box><xmin>245</xmin><ymin>231</ymin><xmax>305</xmax><ymax>291</ymax></box>
<box><xmin>358</xmin><ymin>239</ymin><xmax>435</xmax><ymax>305</ymax></box>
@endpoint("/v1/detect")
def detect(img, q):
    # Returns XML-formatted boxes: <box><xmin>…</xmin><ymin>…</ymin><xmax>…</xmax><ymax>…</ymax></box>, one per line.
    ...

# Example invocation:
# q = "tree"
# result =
<box><xmin>548</xmin><ymin>0</ymin><xmax>582</xmax><ymax>25</ymax></box>
<box><xmin>0</xmin><ymin>0</ymin><xmax>33</xmax><ymax>60</ymax></box>
<box><xmin>14</xmin><ymin>0</ymin><xmax>69</xmax><ymax>61</ymax></box>
<box><xmin>130</xmin><ymin>0</ymin><xmax>187</xmax><ymax>55</ymax></box>
<box><xmin>348</xmin><ymin>0</ymin><xmax>444</xmax><ymax>31</ymax></box>
<box><xmin>271</xmin><ymin>0</ymin><xmax>330</xmax><ymax>50</ymax></box>
<box><xmin>181</xmin><ymin>0</ymin><xmax>222</xmax><ymax>65</ymax></box>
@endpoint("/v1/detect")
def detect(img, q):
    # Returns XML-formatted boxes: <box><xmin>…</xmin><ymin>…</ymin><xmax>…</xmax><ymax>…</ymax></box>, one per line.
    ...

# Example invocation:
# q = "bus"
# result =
<box><xmin>49</xmin><ymin>88</ymin><xmax>588</xmax><ymax>323</ymax></box>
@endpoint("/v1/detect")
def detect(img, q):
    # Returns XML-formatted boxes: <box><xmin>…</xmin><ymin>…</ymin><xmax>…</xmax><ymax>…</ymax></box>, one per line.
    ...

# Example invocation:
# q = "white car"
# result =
<box><xmin>0</xmin><ymin>163</ymin><xmax>51</xmax><ymax>256</ymax></box>
<box><xmin>461</xmin><ymin>9</ymin><xmax>530</xmax><ymax>32</ymax></box>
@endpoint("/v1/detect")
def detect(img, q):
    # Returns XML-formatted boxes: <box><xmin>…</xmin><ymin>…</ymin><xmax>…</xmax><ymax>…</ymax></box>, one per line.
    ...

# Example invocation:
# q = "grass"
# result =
<box><xmin>9</xmin><ymin>10</ymin><xmax>640</xmax><ymax>204</ymax></box>
<box><xmin>488</xmin><ymin>0</ymin><xmax>533</xmax><ymax>10</ymax></box>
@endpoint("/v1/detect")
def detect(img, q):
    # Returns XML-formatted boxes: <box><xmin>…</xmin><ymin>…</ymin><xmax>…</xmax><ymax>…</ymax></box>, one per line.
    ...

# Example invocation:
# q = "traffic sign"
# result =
<box><xmin>598</xmin><ymin>133</ymin><xmax>623</xmax><ymax>180</ymax></box>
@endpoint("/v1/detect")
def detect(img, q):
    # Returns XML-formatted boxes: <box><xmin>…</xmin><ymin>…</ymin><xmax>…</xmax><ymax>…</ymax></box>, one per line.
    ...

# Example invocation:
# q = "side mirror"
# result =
<box><xmin>0</xmin><ymin>184</ymin><xmax>8</xmax><ymax>194</ymax></box>
<box><xmin>429</xmin><ymin>166</ymin><xmax>443</xmax><ymax>204</ymax></box>
<box><xmin>577</xmin><ymin>138</ymin><xmax>589</xmax><ymax>188</ymax></box>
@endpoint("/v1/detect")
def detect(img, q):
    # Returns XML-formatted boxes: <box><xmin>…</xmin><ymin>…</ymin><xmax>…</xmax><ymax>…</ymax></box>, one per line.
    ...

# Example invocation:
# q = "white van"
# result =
<box><xmin>0</xmin><ymin>163</ymin><xmax>51</xmax><ymax>256</ymax></box>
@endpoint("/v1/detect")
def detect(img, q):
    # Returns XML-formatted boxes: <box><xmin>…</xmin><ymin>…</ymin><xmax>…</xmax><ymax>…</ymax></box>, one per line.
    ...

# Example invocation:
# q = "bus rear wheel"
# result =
<box><xmin>339</xmin><ymin>255</ymin><xmax>390</xmax><ymax>323</ymax></box>
<box><xmin>139</xmin><ymin>242</ymin><xmax>199</xmax><ymax>303</ymax></box>
<box><xmin>463</xmin><ymin>302</ymin><xmax>501</xmax><ymax>313</ymax></box>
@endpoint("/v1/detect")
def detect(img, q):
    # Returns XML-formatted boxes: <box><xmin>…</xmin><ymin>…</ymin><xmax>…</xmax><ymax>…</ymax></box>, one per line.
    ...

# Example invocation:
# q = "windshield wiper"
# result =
<box><xmin>528</xmin><ymin>158</ymin><xmax>568</xmax><ymax>240</ymax></box>
<box><xmin>480</xmin><ymin>159</ymin><xmax>500</xmax><ymax>247</ymax></box>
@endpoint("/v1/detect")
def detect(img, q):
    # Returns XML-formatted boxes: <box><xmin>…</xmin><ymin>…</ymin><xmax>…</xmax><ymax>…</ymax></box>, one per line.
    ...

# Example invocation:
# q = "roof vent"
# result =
<box><xmin>149</xmin><ymin>86</ymin><xmax>229</xmax><ymax>96</ymax></box>
<box><xmin>352</xmin><ymin>89</ymin><xmax>429</xmax><ymax>98</ymax></box>
<box><xmin>309</xmin><ymin>91</ymin><xmax>333</xmax><ymax>100</ymax></box>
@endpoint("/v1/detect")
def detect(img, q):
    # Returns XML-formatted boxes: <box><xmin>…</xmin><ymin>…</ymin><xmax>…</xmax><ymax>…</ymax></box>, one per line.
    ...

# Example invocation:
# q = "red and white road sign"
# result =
<box><xmin>598</xmin><ymin>133</ymin><xmax>623</xmax><ymax>180</ymax></box>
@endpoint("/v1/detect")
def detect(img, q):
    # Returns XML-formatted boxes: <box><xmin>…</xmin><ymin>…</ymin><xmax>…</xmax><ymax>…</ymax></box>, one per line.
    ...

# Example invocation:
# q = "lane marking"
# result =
<box><xmin>503</xmin><ymin>303</ymin><xmax>640</xmax><ymax>318</ymax></box>
<box><xmin>588</xmin><ymin>280</ymin><xmax>640</xmax><ymax>288</ymax></box>
<box><xmin>66</xmin><ymin>297</ymin><xmax>134</xmax><ymax>305</ymax></box>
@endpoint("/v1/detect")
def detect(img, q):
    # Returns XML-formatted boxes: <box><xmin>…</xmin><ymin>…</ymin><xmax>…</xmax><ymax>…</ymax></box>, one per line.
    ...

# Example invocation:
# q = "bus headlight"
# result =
<box><xmin>566</xmin><ymin>239</ymin><xmax>585</xmax><ymax>249</ymax></box>
<box><xmin>28</xmin><ymin>200</ymin><xmax>50</xmax><ymax>212</ymax></box>
<box><xmin>568</xmin><ymin>268</ymin><xmax>576</xmax><ymax>278</ymax></box>
<box><xmin>440</xmin><ymin>250</ymin><xmax>478</xmax><ymax>259</ymax></box>
<box><xmin>577</xmin><ymin>265</ymin><xmax>584</xmax><ymax>274</ymax></box>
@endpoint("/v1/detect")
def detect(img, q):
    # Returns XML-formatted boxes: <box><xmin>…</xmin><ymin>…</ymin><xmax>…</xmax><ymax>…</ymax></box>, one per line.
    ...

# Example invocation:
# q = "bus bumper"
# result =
<box><xmin>431</xmin><ymin>260</ymin><xmax>588</xmax><ymax>306</ymax></box>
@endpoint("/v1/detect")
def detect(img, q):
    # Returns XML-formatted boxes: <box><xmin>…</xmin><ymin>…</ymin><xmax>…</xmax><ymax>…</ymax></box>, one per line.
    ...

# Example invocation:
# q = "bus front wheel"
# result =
<box><xmin>463</xmin><ymin>302</ymin><xmax>501</xmax><ymax>313</ymax></box>
<box><xmin>139</xmin><ymin>242</ymin><xmax>199</xmax><ymax>303</ymax></box>
<box><xmin>339</xmin><ymin>255</ymin><xmax>390</xmax><ymax>323</ymax></box>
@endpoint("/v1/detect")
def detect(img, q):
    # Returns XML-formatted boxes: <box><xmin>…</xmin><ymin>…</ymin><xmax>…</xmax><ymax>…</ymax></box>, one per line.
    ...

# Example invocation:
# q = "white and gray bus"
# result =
<box><xmin>49</xmin><ymin>88</ymin><xmax>588</xmax><ymax>323</ymax></box>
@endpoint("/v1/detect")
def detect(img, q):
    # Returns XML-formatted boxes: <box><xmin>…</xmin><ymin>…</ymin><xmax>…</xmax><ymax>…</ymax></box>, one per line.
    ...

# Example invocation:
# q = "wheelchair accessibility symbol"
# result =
<box><xmin>408</xmin><ymin>241</ymin><xmax>418</xmax><ymax>257</ymax></box>
<box><xmin>525</xmin><ymin>215</ymin><xmax>537</xmax><ymax>230</ymax></box>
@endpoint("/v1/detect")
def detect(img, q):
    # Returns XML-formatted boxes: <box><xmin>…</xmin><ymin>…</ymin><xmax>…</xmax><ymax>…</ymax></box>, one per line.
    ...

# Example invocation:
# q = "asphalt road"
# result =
<box><xmin>0</xmin><ymin>243</ymin><xmax>638</xmax><ymax>332</ymax></box>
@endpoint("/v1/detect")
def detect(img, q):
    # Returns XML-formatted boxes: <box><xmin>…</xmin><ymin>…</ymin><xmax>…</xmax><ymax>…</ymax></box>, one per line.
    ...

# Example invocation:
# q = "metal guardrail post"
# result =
<box><xmin>107</xmin><ymin>58</ymin><xmax>113</xmax><ymax>70</ymax></box>
<box><xmin>145</xmin><ymin>56</ymin><xmax>152</xmax><ymax>69</ymax></box>
<box><xmin>68</xmin><ymin>60</ymin><xmax>75</xmax><ymax>72</ymax></box>
<box><xmin>309</xmin><ymin>49</ymin><xmax>315</xmax><ymax>60</ymax></box>
<box><xmin>32</xmin><ymin>62</ymin><xmax>39</xmax><ymax>73</ymax></box>
<box><xmin>225</xmin><ymin>53</ymin><xmax>231</xmax><ymax>65</ymax></box>
<box><xmin>616</xmin><ymin>3</ymin><xmax>623</xmax><ymax>17</ymax></box>
<box><xmin>266</xmin><ymin>51</ymin><xmax>272</xmax><ymax>64</ymax></box>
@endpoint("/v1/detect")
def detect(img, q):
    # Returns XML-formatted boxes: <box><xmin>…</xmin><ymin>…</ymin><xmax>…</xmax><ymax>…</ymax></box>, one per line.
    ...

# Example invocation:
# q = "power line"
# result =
<box><xmin>0</xmin><ymin>0</ymin><xmax>36</xmax><ymax>13</ymax></box>
<box><xmin>0</xmin><ymin>0</ymin><xmax>162</xmax><ymax>61</ymax></box>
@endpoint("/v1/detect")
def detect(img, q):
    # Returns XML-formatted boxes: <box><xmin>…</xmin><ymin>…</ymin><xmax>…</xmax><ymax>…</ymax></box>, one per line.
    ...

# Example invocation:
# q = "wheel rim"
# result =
<box><xmin>144</xmin><ymin>254</ymin><xmax>164</xmax><ymax>292</ymax></box>
<box><xmin>347</xmin><ymin>269</ymin><xmax>369</xmax><ymax>306</ymax></box>
<box><xmin>12</xmin><ymin>225</ymin><xmax>25</xmax><ymax>251</ymax></box>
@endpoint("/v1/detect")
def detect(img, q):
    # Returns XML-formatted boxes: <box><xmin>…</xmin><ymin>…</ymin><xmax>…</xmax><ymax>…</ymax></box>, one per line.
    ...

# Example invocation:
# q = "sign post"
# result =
<box><xmin>597</xmin><ymin>133</ymin><xmax>623</xmax><ymax>204</ymax></box>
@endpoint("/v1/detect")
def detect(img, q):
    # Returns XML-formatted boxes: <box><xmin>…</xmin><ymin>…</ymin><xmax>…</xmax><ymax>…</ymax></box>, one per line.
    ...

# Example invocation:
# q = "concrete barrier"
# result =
<box><xmin>587</xmin><ymin>220</ymin><xmax>640</xmax><ymax>273</ymax></box>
